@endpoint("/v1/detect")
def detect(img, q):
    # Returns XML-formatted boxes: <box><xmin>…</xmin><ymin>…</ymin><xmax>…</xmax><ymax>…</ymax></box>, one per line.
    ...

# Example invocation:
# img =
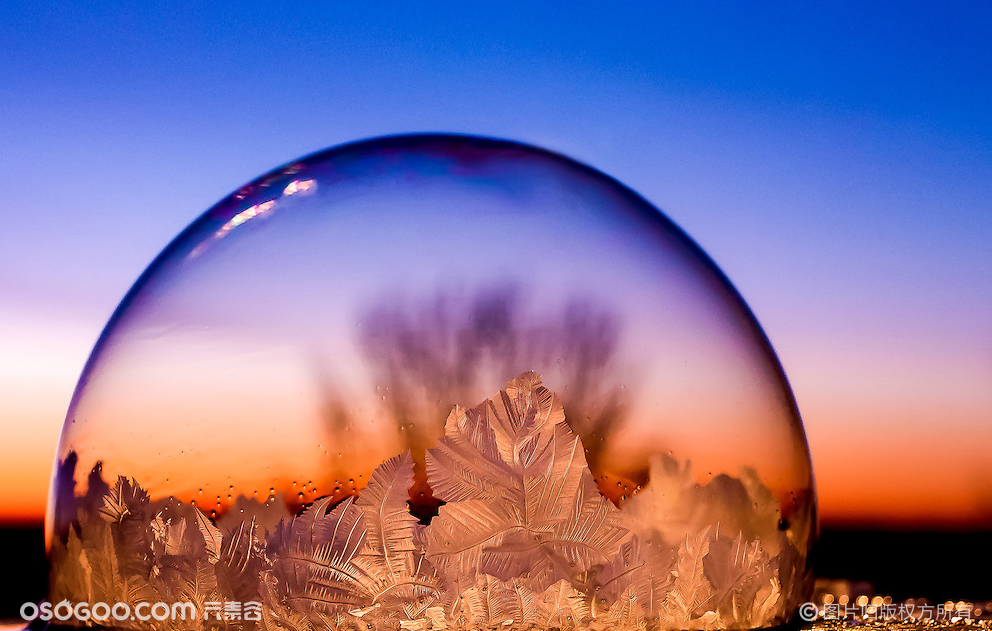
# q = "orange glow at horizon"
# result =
<box><xmin>784</xmin><ymin>328</ymin><xmax>992</xmax><ymax>530</ymax></box>
<box><xmin>0</xmin><ymin>312</ymin><xmax>91</xmax><ymax>524</ymax></box>
<box><xmin>807</xmin><ymin>402</ymin><xmax>992</xmax><ymax>529</ymax></box>
<box><xmin>3</xmin><ymin>311</ymin><xmax>991</xmax><ymax>530</ymax></box>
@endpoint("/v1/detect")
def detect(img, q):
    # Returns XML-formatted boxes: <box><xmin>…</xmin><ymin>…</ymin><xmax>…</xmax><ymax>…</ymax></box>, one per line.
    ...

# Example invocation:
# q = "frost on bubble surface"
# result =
<box><xmin>50</xmin><ymin>372</ymin><xmax>803</xmax><ymax>630</ymax></box>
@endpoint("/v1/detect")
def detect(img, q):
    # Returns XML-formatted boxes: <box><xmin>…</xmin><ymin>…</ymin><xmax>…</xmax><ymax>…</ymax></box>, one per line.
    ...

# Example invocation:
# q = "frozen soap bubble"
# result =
<box><xmin>48</xmin><ymin>134</ymin><xmax>816</xmax><ymax>629</ymax></box>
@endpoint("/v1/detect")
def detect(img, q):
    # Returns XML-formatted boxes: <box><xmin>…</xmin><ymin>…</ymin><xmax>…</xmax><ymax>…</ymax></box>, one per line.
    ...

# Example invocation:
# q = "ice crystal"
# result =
<box><xmin>423</xmin><ymin>372</ymin><xmax>628</xmax><ymax>598</ymax></box>
<box><xmin>49</xmin><ymin>372</ymin><xmax>805</xmax><ymax>630</ymax></box>
<box><xmin>262</xmin><ymin>452</ymin><xmax>442</xmax><ymax>629</ymax></box>
<box><xmin>50</xmin><ymin>477</ymin><xmax>273</xmax><ymax>630</ymax></box>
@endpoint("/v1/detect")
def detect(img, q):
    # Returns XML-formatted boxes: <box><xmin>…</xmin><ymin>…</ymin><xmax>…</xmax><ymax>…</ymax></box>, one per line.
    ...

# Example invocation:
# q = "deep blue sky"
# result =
<box><xmin>1</xmin><ymin>1</ymin><xmax>990</xmax><ymax>525</ymax></box>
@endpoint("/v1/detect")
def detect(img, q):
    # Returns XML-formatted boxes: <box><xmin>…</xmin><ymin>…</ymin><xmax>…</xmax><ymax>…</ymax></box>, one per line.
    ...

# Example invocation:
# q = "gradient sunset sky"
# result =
<box><xmin>1</xmin><ymin>1</ymin><xmax>990</xmax><ymax>529</ymax></box>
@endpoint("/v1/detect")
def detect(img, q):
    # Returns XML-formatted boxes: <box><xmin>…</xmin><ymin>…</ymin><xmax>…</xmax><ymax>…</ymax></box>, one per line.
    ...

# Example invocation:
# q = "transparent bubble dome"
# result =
<box><xmin>49</xmin><ymin>134</ymin><xmax>816</xmax><ymax>630</ymax></box>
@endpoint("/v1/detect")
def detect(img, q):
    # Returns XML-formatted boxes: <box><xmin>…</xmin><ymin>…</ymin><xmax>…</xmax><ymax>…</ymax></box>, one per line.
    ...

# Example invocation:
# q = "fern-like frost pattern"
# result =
<box><xmin>50</xmin><ymin>372</ymin><xmax>806</xmax><ymax>630</ymax></box>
